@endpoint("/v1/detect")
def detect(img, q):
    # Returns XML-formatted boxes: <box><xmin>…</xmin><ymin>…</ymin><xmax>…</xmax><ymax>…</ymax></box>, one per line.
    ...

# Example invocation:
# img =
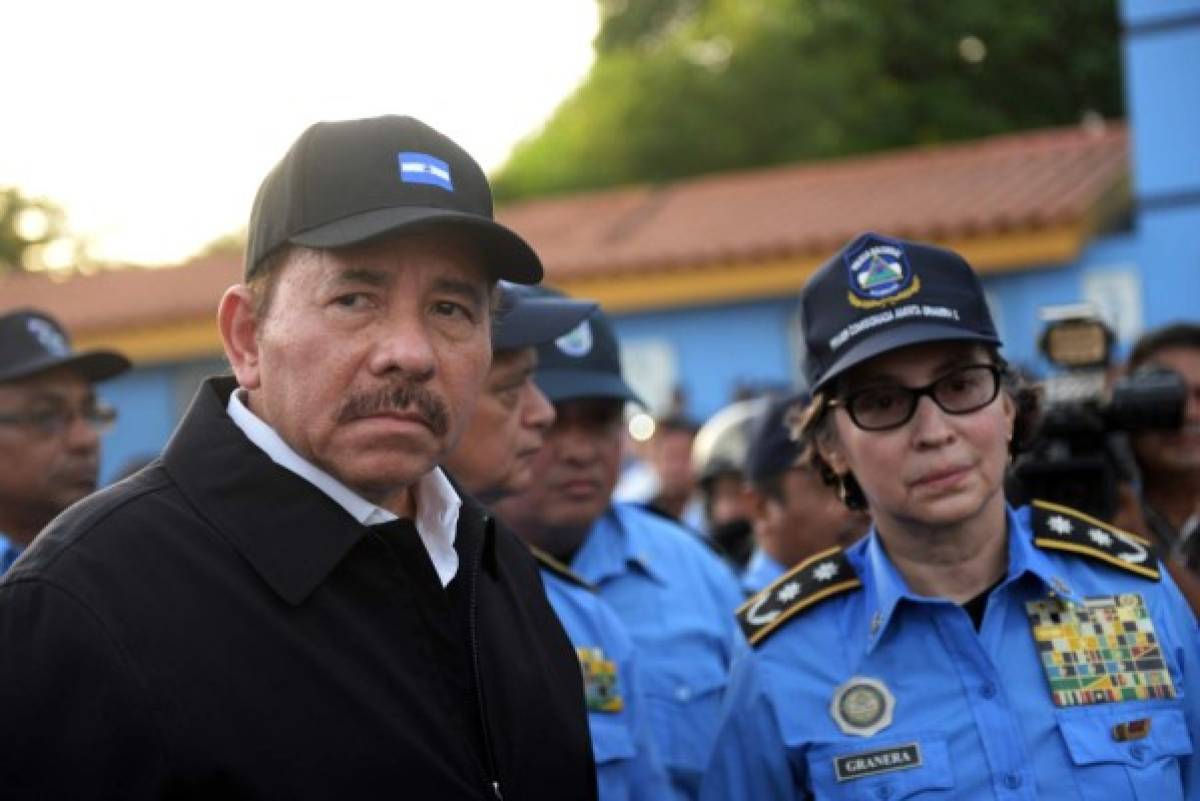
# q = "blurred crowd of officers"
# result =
<box><xmin>0</xmin><ymin>115</ymin><xmax>1198</xmax><ymax>799</ymax></box>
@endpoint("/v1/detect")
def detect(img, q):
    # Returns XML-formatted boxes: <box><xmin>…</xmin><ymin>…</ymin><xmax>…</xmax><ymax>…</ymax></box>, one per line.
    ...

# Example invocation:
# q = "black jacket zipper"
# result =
<box><xmin>469</xmin><ymin>514</ymin><xmax>503</xmax><ymax>800</ymax></box>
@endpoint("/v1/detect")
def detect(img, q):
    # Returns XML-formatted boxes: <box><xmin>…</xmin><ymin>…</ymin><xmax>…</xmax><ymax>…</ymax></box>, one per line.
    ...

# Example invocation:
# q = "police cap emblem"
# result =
<box><xmin>843</xmin><ymin>234</ymin><xmax>919</xmax><ymax>309</ymax></box>
<box><xmin>555</xmin><ymin>320</ymin><xmax>593</xmax><ymax>357</ymax></box>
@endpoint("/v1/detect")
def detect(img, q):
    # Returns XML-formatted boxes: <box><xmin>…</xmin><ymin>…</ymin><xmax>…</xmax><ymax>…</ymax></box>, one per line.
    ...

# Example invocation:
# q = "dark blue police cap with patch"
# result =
<box><xmin>798</xmin><ymin>232</ymin><xmax>1001</xmax><ymax>393</ymax></box>
<box><xmin>493</xmin><ymin>282</ymin><xmax>597</xmax><ymax>351</ymax></box>
<box><xmin>524</xmin><ymin>287</ymin><xmax>642</xmax><ymax>406</ymax></box>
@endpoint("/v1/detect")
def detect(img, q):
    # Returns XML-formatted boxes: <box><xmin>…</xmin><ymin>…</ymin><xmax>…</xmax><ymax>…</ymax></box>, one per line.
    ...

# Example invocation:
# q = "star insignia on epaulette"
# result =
<box><xmin>1031</xmin><ymin>500</ymin><xmax>1159</xmax><ymax>581</ymax></box>
<box><xmin>736</xmin><ymin>547</ymin><xmax>862</xmax><ymax>647</ymax></box>
<box><xmin>1048</xmin><ymin>515</ymin><xmax>1074</xmax><ymax>536</ymax></box>
<box><xmin>813</xmin><ymin>561</ymin><xmax>840</xmax><ymax>582</ymax></box>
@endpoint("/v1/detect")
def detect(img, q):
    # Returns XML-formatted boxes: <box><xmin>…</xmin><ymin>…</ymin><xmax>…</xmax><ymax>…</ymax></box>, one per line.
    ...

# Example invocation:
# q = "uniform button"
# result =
<box><xmin>980</xmin><ymin>682</ymin><xmax>997</xmax><ymax>699</ymax></box>
<box><xmin>1131</xmin><ymin>745</ymin><xmax>1147</xmax><ymax>762</ymax></box>
<box><xmin>875</xmin><ymin>785</ymin><xmax>893</xmax><ymax>799</ymax></box>
<box><xmin>675</xmin><ymin>685</ymin><xmax>692</xmax><ymax>702</ymax></box>
<box><xmin>1003</xmin><ymin>773</ymin><xmax>1021</xmax><ymax>789</ymax></box>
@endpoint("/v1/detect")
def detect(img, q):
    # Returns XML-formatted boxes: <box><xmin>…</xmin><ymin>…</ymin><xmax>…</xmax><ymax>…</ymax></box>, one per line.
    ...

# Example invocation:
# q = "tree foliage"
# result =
<box><xmin>0</xmin><ymin>187</ymin><xmax>74</xmax><ymax>273</ymax></box>
<box><xmin>493</xmin><ymin>0</ymin><xmax>1122</xmax><ymax>200</ymax></box>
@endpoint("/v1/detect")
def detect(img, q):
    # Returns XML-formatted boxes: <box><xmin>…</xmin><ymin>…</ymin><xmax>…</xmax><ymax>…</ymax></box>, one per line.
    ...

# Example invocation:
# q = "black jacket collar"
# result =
<box><xmin>163</xmin><ymin>377</ymin><xmax>494</xmax><ymax>605</ymax></box>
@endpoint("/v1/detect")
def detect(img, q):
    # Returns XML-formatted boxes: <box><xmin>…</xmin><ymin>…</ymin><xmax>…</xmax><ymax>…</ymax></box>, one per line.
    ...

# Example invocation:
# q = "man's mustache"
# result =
<box><xmin>337</xmin><ymin>381</ymin><xmax>449</xmax><ymax>437</ymax></box>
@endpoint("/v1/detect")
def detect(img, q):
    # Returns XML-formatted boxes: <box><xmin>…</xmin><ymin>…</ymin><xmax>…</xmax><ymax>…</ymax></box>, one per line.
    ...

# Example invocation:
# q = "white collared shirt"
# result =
<box><xmin>227</xmin><ymin>390</ymin><xmax>460</xmax><ymax>586</ymax></box>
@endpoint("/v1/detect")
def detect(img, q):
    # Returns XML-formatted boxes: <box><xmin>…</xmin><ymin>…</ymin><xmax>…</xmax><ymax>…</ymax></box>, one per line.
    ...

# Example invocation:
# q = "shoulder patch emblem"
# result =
<box><xmin>531</xmin><ymin>546</ymin><xmax>596</xmax><ymax>591</ymax></box>
<box><xmin>1031</xmin><ymin>499</ymin><xmax>1159</xmax><ymax>581</ymax></box>
<box><xmin>736</xmin><ymin>546</ymin><xmax>862</xmax><ymax>647</ymax></box>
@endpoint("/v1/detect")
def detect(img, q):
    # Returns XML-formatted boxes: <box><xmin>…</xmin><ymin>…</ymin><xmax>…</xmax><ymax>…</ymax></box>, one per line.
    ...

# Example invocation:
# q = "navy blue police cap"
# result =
<box><xmin>0</xmin><ymin>309</ymin><xmax>130</xmax><ymax>384</ymax></box>
<box><xmin>743</xmin><ymin>392</ymin><xmax>810</xmax><ymax>486</ymax></box>
<box><xmin>493</xmin><ymin>282</ymin><xmax>597</xmax><ymax>351</ymax></box>
<box><xmin>524</xmin><ymin>287</ymin><xmax>643</xmax><ymax>406</ymax></box>
<box><xmin>798</xmin><ymin>232</ymin><xmax>1001</xmax><ymax>393</ymax></box>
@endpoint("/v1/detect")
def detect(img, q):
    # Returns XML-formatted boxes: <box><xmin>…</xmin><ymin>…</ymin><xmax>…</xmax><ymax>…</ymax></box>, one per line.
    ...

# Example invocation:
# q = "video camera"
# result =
<box><xmin>1009</xmin><ymin>305</ymin><xmax>1187</xmax><ymax>521</ymax></box>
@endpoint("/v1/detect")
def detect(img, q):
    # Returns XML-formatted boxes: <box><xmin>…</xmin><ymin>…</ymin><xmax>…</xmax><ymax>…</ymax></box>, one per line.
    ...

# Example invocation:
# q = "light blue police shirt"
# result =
<box><xmin>540</xmin><ymin>566</ymin><xmax>673</xmax><ymax>801</ymax></box>
<box><xmin>701</xmin><ymin>504</ymin><xmax>1200</xmax><ymax>800</ymax></box>
<box><xmin>742</xmin><ymin>548</ymin><xmax>787</xmax><ymax>596</ymax></box>
<box><xmin>572</xmin><ymin>503</ymin><xmax>746</xmax><ymax>800</ymax></box>
<box><xmin>0</xmin><ymin>533</ymin><xmax>21</xmax><ymax>576</ymax></box>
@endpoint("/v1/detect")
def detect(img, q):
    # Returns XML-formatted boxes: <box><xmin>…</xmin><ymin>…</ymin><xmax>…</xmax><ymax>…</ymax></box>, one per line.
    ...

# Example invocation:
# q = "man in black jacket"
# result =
<box><xmin>0</xmin><ymin>115</ymin><xmax>596</xmax><ymax>800</ymax></box>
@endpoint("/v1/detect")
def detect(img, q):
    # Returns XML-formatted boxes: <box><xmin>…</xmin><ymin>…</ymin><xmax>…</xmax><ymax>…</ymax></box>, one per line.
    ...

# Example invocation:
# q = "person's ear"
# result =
<box><xmin>818</xmin><ymin>437</ymin><xmax>849</xmax><ymax>477</ymax></box>
<box><xmin>743</xmin><ymin>485</ymin><xmax>770</xmax><ymax>524</ymax></box>
<box><xmin>218</xmin><ymin>285</ymin><xmax>263</xmax><ymax>390</ymax></box>
<box><xmin>1001</xmin><ymin>390</ymin><xmax>1016</xmax><ymax>441</ymax></box>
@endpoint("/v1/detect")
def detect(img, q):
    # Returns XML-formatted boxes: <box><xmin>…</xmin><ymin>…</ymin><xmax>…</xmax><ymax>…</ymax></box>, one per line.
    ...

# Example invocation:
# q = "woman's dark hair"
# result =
<box><xmin>788</xmin><ymin>346</ymin><xmax>1040</xmax><ymax>512</ymax></box>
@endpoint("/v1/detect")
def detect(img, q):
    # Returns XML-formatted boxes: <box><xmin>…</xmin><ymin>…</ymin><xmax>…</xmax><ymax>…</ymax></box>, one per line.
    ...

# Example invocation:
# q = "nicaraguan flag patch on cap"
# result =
<box><xmin>398</xmin><ymin>151</ymin><xmax>454</xmax><ymax>192</ymax></box>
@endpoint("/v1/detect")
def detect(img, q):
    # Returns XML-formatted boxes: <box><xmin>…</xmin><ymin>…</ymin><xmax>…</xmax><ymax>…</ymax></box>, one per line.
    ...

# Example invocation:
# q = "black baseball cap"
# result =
<box><xmin>526</xmin><ymin>289</ymin><xmax>642</xmax><ymax>406</ymax></box>
<box><xmin>0</xmin><ymin>309</ymin><xmax>130</xmax><ymax>384</ymax></box>
<box><xmin>799</xmin><ymin>232</ymin><xmax>1001</xmax><ymax>393</ymax></box>
<box><xmin>744</xmin><ymin>393</ymin><xmax>810</xmax><ymax>485</ymax></box>
<box><xmin>493</xmin><ymin>282</ymin><xmax>597</xmax><ymax>351</ymax></box>
<box><xmin>245</xmin><ymin>115</ymin><xmax>542</xmax><ymax>284</ymax></box>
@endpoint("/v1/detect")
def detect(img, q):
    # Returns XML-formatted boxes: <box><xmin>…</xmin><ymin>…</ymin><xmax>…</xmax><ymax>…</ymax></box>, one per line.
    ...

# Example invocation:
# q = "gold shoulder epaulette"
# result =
<box><xmin>1031</xmin><ymin>499</ymin><xmax>1160</xmax><ymax>581</ymax></box>
<box><xmin>736</xmin><ymin>547</ymin><xmax>862</xmax><ymax>647</ymax></box>
<box><xmin>530</xmin><ymin>546</ymin><xmax>596</xmax><ymax>591</ymax></box>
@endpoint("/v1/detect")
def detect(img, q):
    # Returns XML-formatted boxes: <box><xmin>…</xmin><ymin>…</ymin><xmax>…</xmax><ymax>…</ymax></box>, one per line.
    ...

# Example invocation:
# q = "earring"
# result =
<box><xmin>836</xmin><ymin>474</ymin><xmax>852</xmax><ymax>505</ymax></box>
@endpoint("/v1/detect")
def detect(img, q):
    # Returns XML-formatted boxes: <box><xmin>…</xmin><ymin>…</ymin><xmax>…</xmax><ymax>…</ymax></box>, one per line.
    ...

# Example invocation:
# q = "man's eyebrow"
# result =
<box><xmin>432</xmin><ymin>276</ymin><xmax>487</xmax><ymax>310</ymax></box>
<box><xmin>332</xmin><ymin>267</ymin><xmax>391</xmax><ymax>287</ymax></box>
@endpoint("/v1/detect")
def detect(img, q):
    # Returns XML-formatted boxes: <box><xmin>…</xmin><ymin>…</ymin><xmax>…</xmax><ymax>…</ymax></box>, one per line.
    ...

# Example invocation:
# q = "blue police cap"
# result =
<box><xmin>493</xmin><ymin>282</ymin><xmax>597</xmax><ymax>351</ymax></box>
<box><xmin>0</xmin><ymin>309</ymin><xmax>130</xmax><ymax>384</ymax></box>
<box><xmin>525</xmin><ymin>288</ymin><xmax>642</xmax><ymax>406</ymax></box>
<box><xmin>798</xmin><ymin>232</ymin><xmax>1001</xmax><ymax>393</ymax></box>
<box><xmin>743</xmin><ymin>392</ymin><xmax>810</xmax><ymax>485</ymax></box>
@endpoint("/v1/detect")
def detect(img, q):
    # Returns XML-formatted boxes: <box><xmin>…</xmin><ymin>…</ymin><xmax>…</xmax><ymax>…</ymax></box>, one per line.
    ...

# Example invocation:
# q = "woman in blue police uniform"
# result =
<box><xmin>701</xmin><ymin>232</ymin><xmax>1199</xmax><ymax>800</ymax></box>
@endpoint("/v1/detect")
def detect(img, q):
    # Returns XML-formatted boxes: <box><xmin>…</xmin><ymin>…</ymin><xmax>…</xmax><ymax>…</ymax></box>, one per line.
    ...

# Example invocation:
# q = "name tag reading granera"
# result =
<box><xmin>834</xmin><ymin>743</ymin><xmax>922</xmax><ymax>782</ymax></box>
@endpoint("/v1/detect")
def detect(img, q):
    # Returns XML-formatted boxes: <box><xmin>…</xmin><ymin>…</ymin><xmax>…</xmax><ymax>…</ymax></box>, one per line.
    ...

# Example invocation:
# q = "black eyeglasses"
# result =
<box><xmin>0</xmin><ymin>402</ymin><xmax>118</xmax><ymax>437</ymax></box>
<box><xmin>829</xmin><ymin>364</ymin><xmax>1004</xmax><ymax>431</ymax></box>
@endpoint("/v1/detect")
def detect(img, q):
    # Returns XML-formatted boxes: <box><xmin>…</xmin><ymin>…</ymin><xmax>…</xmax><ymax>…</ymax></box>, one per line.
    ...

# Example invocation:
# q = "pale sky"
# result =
<box><xmin>2</xmin><ymin>1</ymin><xmax>600</xmax><ymax>267</ymax></box>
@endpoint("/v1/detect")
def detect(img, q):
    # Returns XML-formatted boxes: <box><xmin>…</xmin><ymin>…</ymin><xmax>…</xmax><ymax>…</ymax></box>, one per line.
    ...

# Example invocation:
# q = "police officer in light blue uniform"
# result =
<box><xmin>536</xmin><ymin>555</ymin><xmax>674</xmax><ymax>801</ymax></box>
<box><xmin>444</xmin><ymin>282</ymin><xmax>671</xmax><ymax>801</ymax></box>
<box><xmin>701</xmin><ymin>233</ymin><xmax>1200</xmax><ymax>800</ymax></box>
<box><xmin>739</xmin><ymin>392</ymin><xmax>871</xmax><ymax>596</ymax></box>
<box><xmin>494</xmin><ymin>298</ymin><xmax>745</xmax><ymax>800</ymax></box>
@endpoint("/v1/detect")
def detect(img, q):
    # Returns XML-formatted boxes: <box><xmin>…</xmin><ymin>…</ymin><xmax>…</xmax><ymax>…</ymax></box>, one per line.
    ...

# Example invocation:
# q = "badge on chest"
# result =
<box><xmin>1026</xmin><ymin>593</ymin><xmax>1176</xmax><ymax>707</ymax></box>
<box><xmin>577</xmin><ymin>647</ymin><xmax>624</xmax><ymax>713</ymax></box>
<box><xmin>830</xmin><ymin>676</ymin><xmax>895</xmax><ymax>736</ymax></box>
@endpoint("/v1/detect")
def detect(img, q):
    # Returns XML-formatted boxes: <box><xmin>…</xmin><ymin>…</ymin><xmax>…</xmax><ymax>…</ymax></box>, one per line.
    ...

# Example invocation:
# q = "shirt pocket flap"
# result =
<box><xmin>805</xmin><ymin>734</ymin><xmax>954</xmax><ymax>800</ymax></box>
<box><xmin>642</xmin><ymin>658</ymin><xmax>729</xmax><ymax>774</ymax></box>
<box><xmin>1057</xmin><ymin>706</ymin><xmax>1193</xmax><ymax>767</ymax></box>
<box><xmin>642</xmin><ymin>656</ymin><xmax>728</xmax><ymax>704</ymax></box>
<box><xmin>589</xmin><ymin>716</ymin><xmax>637</xmax><ymax>766</ymax></box>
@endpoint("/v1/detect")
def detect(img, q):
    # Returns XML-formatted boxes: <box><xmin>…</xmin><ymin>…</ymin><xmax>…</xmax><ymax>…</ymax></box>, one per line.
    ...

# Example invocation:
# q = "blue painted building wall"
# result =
<box><xmin>1121</xmin><ymin>0</ymin><xmax>1200</xmax><ymax>326</ymax></box>
<box><xmin>96</xmin><ymin>357</ymin><xmax>228</xmax><ymax>485</ymax></box>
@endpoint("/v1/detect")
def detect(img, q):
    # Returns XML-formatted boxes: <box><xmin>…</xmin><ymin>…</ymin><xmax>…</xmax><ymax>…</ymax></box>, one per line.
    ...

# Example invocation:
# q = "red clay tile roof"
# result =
<box><xmin>496</xmin><ymin>123</ymin><xmax>1129</xmax><ymax>278</ymax></box>
<box><xmin>0</xmin><ymin>123</ymin><xmax>1129</xmax><ymax>340</ymax></box>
